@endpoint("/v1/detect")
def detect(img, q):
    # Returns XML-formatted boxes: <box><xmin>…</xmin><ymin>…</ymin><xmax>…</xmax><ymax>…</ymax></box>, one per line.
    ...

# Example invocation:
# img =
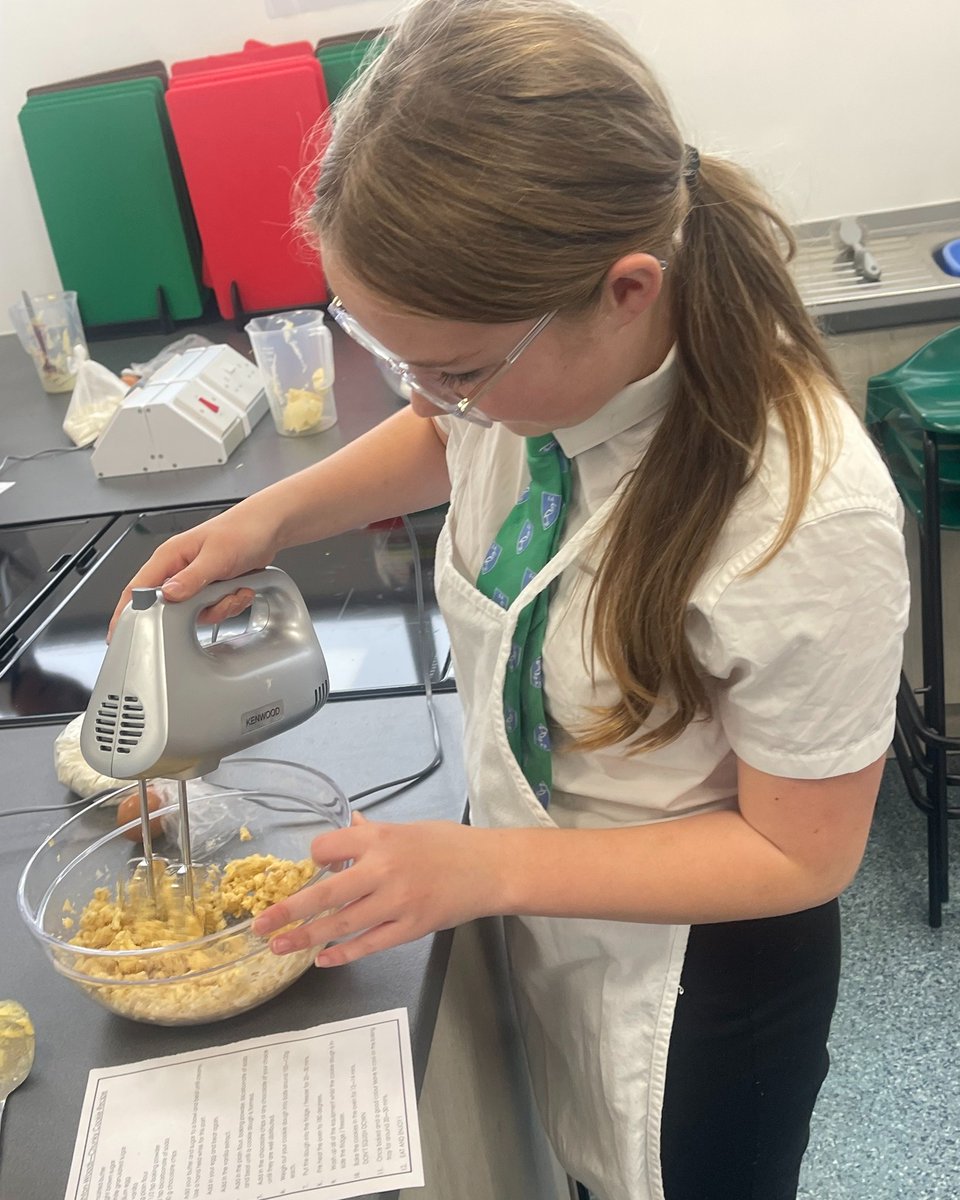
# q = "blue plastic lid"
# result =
<box><xmin>936</xmin><ymin>238</ymin><xmax>960</xmax><ymax>277</ymax></box>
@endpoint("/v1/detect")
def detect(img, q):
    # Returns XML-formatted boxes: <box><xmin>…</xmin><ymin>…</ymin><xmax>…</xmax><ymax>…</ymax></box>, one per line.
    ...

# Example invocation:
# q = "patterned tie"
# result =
<box><xmin>476</xmin><ymin>434</ymin><xmax>570</xmax><ymax>805</ymax></box>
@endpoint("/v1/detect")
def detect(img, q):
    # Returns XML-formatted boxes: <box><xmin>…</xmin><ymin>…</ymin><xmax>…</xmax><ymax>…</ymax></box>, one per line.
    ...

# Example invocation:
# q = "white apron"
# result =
<box><xmin>435</xmin><ymin>491</ymin><xmax>689</xmax><ymax>1200</ymax></box>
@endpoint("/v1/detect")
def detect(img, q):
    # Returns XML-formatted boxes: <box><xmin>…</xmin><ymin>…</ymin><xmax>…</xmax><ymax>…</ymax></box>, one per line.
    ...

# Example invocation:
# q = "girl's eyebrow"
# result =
<box><xmin>405</xmin><ymin>352</ymin><xmax>479</xmax><ymax>369</ymax></box>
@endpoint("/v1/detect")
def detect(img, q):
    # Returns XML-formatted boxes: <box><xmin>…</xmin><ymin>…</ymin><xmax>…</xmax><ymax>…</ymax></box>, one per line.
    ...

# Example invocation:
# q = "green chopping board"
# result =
<box><xmin>19</xmin><ymin>78</ymin><xmax>205</xmax><ymax>326</ymax></box>
<box><xmin>316</xmin><ymin>39</ymin><xmax>380</xmax><ymax>103</ymax></box>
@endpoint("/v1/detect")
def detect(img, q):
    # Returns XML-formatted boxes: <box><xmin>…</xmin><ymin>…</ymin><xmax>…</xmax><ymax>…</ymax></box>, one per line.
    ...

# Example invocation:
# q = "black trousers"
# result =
<box><xmin>658</xmin><ymin>900</ymin><xmax>841</xmax><ymax>1200</ymax></box>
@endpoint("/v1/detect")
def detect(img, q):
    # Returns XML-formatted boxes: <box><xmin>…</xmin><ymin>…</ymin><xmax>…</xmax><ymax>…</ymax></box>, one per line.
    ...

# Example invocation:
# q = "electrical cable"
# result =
<box><xmin>349</xmin><ymin>513</ymin><xmax>445</xmax><ymax>810</ymax></box>
<box><xmin>0</xmin><ymin>445</ymin><xmax>87</xmax><ymax>476</ymax></box>
<box><xmin>0</xmin><ymin>797</ymin><xmax>93</xmax><ymax>819</ymax></box>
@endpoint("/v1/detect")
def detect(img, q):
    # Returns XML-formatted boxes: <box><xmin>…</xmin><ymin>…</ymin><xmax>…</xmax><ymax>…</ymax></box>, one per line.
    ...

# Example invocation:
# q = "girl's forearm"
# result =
<box><xmin>236</xmin><ymin>407</ymin><xmax>451</xmax><ymax>553</ymax></box>
<box><xmin>483</xmin><ymin>808</ymin><xmax>855</xmax><ymax>926</ymax></box>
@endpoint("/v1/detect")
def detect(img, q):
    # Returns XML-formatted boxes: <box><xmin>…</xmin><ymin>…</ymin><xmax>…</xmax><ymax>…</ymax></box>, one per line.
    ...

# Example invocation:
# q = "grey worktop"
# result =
<box><xmin>0</xmin><ymin>320</ymin><xmax>404</xmax><ymax>527</ymax></box>
<box><xmin>0</xmin><ymin>322</ymin><xmax>472</xmax><ymax>1199</ymax></box>
<box><xmin>0</xmin><ymin>692</ymin><xmax>467</xmax><ymax>1200</ymax></box>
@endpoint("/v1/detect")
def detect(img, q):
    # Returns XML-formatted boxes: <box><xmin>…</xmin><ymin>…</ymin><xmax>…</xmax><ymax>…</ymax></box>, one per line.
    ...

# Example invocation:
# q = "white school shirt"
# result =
<box><xmin>439</xmin><ymin>346</ymin><xmax>910</xmax><ymax>831</ymax></box>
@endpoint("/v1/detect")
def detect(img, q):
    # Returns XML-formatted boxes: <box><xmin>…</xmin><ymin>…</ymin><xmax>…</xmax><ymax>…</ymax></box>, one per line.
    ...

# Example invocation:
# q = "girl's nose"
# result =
<box><xmin>409</xmin><ymin>389</ymin><xmax>446</xmax><ymax>419</ymax></box>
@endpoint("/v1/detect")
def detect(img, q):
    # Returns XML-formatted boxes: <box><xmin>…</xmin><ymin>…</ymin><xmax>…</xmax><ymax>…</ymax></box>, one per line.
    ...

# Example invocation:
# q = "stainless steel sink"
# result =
<box><xmin>792</xmin><ymin>200</ymin><xmax>960</xmax><ymax>331</ymax></box>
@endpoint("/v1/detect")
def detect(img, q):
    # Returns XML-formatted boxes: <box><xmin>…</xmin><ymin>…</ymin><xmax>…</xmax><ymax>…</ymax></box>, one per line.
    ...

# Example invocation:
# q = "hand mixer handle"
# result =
<box><xmin>92</xmin><ymin>566</ymin><xmax>326</xmax><ymax>781</ymax></box>
<box><xmin>156</xmin><ymin>566</ymin><xmax>313</xmax><ymax>646</ymax></box>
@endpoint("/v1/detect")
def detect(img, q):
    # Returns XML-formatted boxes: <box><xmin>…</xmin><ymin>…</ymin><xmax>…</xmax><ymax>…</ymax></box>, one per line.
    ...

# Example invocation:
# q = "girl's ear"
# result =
<box><xmin>602</xmin><ymin>253</ymin><xmax>666</xmax><ymax>327</ymax></box>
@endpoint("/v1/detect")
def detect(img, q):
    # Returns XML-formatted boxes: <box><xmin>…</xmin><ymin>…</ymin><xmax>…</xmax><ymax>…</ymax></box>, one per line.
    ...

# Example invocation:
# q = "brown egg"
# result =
<box><xmin>116</xmin><ymin>787</ymin><xmax>164</xmax><ymax>841</ymax></box>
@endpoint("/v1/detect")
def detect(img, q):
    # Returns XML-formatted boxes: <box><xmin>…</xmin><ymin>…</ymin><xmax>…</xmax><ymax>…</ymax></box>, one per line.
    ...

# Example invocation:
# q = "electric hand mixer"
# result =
<box><xmin>80</xmin><ymin>567</ymin><xmax>330</xmax><ymax>913</ymax></box>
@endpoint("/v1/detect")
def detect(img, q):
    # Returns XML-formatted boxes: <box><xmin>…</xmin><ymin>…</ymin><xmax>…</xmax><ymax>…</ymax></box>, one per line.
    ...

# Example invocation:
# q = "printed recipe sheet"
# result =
<box><xmin>64</xmin><ymin>1008</ymin><xmax>423</xmax><ymax>1200</ymax></box>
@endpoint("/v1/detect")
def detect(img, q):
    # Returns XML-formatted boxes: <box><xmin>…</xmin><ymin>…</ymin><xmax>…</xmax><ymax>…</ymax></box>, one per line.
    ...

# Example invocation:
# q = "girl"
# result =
<box><xmin>112</xmin><ymin>2</ymin><xmax>909</xmax><ymax>1197</ymax></box>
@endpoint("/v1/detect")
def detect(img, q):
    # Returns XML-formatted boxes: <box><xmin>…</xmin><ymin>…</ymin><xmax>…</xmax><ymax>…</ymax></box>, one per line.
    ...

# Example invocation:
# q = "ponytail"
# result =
<box><xmin>580</xmin><ymin>154</ymin><xmax>844</xmax><ymax>753</ymax></box>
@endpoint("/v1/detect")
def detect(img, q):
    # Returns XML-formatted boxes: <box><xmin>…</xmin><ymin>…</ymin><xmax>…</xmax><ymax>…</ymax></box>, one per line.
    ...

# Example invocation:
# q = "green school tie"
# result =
<box><xmin>476</xmin><ymin>433</ymin><xmax>570</xmax><ymax>806</ymax></box>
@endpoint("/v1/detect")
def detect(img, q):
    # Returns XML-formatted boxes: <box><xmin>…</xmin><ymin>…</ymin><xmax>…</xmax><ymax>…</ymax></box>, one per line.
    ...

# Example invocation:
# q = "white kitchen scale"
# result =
<box><xmin>91</xmin><ymin>344</ymin><xmax>267</xmax><ymax>478</ymax></box>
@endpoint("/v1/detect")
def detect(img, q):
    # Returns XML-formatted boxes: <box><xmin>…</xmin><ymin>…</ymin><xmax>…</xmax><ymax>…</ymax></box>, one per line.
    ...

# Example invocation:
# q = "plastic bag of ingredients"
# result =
<box><xmin>61</xmin><ymin>345</ymin><xmax>127</xmax><ymax>447</ymax></box>
<box><xmin>54</xmin><ymin>714</ymin><xmax>128</xmax><ymax>796</ymax></box>
<box><xmin>121</xmin><ymin>333</ymin><xmax>213</xmax><ymax>386</ymax></box>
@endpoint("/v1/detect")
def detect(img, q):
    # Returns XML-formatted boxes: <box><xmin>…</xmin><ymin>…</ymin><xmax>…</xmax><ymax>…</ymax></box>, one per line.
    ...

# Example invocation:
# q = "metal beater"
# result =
<box><xmin>80</xmin><ymin>567</ymin><xmax>330</xmax><ymax>911</ymax></box>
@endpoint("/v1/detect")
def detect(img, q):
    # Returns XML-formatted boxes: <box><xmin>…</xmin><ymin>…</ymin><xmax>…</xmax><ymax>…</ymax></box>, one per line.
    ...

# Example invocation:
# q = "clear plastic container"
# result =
<box><xmin>8</xmin><ymin>290</ymin><xmax>87</xmax><ymax>393</ymax></box>
<box><xmin>245</xmin><ymin>309</ymin><xmax>337</xmax><ymax>436</ymax></box>
<box><xmin>18</xmin><ymin>758</ymin><xmax>349</xmax><ymax>1025</ymax></box>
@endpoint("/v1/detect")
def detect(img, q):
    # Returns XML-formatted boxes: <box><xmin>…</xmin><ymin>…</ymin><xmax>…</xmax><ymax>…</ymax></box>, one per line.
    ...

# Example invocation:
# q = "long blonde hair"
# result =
<box><xmin>309</xmin><ymin>0</ymin><xmax>845</xmax><ymax>752</ymax></box>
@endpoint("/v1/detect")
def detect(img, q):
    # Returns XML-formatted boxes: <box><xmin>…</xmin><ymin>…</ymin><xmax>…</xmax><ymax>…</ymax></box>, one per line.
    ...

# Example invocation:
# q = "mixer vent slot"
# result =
<box><xmin>95</xmin><ymin>693</ymin><xmax>145</xmax><ymax>755</ymax></box>
<box><xmin>314</xmin><ymin>680</ymin><xmax>329</xmax><ymax>709</ymax></box>
<box><xmin>94</xmin><ymin>694</ymin><xmax>120</xmax><ymax>754</ymax></box>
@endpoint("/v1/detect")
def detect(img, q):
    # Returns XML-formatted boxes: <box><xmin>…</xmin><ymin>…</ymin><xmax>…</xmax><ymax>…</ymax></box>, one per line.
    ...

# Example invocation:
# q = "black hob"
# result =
<box><xmin>0</xmin><ymin>515</ymin><xmax>115</xmax><ymax>643</ymax></box>
<box><xmin>0</xmin><ymin>505</ymin><xmax>453</xmax><ymax>727</ymax></box>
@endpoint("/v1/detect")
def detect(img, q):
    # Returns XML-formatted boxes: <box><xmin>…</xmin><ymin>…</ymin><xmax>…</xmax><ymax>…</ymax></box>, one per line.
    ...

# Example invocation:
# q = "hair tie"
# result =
<box><xmin>683</xmin><ymin>144</ymin><xmax>700</xmax><ymax>185</ymax></box>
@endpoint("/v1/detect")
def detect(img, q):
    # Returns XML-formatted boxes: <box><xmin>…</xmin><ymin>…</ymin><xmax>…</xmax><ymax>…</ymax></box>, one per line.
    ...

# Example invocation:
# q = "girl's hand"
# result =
<box><xmin>252</xmin><ymin>813</ymin><xmax>505</xmax><ymax>967</ymax></box>
<box><xmin>107</xmin><ymin>505</ymin><xmax>280</xmax><ymax>639</ymax></box>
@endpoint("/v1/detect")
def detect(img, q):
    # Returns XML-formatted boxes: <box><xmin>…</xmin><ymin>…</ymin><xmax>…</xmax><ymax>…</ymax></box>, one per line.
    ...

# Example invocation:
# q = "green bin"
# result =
<box><xmin>866</xmin><ymin>326</ymin><xmax>960</xmax><ymax>529</ymax></box>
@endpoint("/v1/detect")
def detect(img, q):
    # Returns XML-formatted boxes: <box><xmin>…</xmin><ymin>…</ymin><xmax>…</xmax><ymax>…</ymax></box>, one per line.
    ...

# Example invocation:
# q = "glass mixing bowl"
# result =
<box><xmin>18</xmin><ymin>759</ymin><xmax>350</xmax><ymax>1026</ymax></box>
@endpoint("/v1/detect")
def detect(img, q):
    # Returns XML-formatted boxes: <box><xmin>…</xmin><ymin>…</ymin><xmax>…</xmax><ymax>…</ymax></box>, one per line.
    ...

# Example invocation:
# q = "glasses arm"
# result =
<box><xmin>454</xmin><ymin>309</ymin><xmax>559</xmax><ymax>417</ymax></box>
<box><xmin>504</xmin><ymin>309</ymin><xmax>557</xmax><ymax>364</ymax></box>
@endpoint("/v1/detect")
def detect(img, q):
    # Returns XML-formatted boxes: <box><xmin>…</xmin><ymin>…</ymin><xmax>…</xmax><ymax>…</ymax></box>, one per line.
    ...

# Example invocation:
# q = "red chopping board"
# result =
<box><xmin>171</xmin><ymin>40</ymin><xmax>316</xmax><ymax>78</ymax></box>
<box><xmin>166</xmin><ymin>55</ymin><xmax>330</xmax><ymax>318</ymax></box>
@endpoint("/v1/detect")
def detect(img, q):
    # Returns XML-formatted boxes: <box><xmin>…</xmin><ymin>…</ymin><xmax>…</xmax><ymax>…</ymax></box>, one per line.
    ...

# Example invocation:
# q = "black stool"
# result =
<box><xmin>867</xmin><ymin>326</ymin><xmax>960</xmax><ymax>926</ymax></box>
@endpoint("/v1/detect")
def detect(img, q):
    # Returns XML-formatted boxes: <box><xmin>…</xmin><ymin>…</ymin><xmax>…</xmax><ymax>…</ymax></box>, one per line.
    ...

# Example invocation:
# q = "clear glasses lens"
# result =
<box><xmin>329</xmin><ymin>303</ymin><xmax>394</xmax><ymax>361</ymax></box>
<box><xmin>329</xmin><ymin>297</ymin><xmax>503</xmax><ymax>427</ymax></box>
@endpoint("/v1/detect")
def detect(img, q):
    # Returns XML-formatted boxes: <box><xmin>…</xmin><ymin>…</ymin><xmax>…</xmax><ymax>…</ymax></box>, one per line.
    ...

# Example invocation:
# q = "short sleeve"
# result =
<box><xmin>688</xmin><ymin>507</ymin><xmax>910</xmax><ymax>779</ymax></box>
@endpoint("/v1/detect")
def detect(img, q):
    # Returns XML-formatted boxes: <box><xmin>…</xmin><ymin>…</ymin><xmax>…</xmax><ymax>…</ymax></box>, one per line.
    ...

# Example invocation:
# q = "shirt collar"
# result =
<box><xmin>554</xmin><ymin>344</ymin><xmax>678</xmax><ymax>458</ymax></box>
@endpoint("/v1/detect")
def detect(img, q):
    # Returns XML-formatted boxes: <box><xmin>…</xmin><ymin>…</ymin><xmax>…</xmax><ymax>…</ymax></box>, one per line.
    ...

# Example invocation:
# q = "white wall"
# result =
<box><xmin>1</xmin><ymin>0</ymin><xmax>956</xmax><ymax>333</ymax></box>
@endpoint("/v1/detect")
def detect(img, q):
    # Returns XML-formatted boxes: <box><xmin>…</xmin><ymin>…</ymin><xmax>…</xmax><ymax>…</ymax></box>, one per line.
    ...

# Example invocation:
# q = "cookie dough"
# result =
<box><xmin>0</xmin><ymin>1002</ymin><xmax>34</xmax><ymax>1083</ymax></box>
<box><xmin>65</xmin><ymin>852</ymin><xmax>317</xmax><ymax>1024</ymax></box>
<box><xmin>0</xmin><ymin>1001</ymin><xmax>33</xmax><ymax>1039</ymax></box>
<box><xmin>282</xmin><ymin>386</ymin><xmax>325</xmax><ymax>432</ymax></box>
<box><xmin>280</xmin><ymin>368</ymin><xmax>331</xmax><ymax>433</ymax></box>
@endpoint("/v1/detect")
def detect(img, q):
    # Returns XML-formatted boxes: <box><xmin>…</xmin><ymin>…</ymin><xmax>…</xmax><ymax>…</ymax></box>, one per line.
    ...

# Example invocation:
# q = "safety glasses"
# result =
<box><xmin>328</xmin><ymin>296</ymin><xmax>556</xmax><ymax>428</ymax></box>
